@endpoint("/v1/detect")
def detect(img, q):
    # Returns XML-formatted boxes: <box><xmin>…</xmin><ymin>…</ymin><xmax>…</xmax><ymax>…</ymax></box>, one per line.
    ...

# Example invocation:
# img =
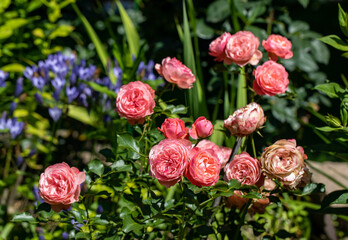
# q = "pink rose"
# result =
<box><xmin>253</xmin><ymin>60</ymin><xmax>289</xmax><ymax>96</ymax></box>
<box><xmin>260</xmin><ymin>139</ymin><xmax>309</xmax><ymax>189</ymax></box>
<box><xmin>209</xmin><ymin>32</ymin><xmax>232</xmax><ymax>62</ymax></box>
<box><xmin>116</xmin><ymin>81</ymin><xmax>156</xmax><ymax>125</ymax></box>
<box><xmin>224</xmin><ymin>152</ymin><xmax>261</xmax><ymax>185</ymax></box>
<box><xmin>158</xmin><ymin>118</ymin><xmax>189</xmax><ymax>139</ymax></box>
<box><xmin>224</xmin><ymin>102</ymin><xmax>266</xmax><ymax>137</ymax></box>
<box><xmin>189</xmin><ymin>116</ymin><xmax>213</xmax><ymax>139</ymax></box>
<box><xmin>39</xmin><ymin>162</ymin><xmax>86</xmax><ymax>212</ymax></box>
<box><xmin>224</xmin><ymin>31</ymin><xmax>262</xmax><ymax>66</ymax></box>
<box><xmin>149</xmin><ymin>139</ymin><xmax>192</xmax><ymax>188</ymax></box>
<box><xmin>262</xmin><ymin>34</ymin><xmax>293</xmax><ymax>61</ymax></box>
<box><xmin>185</xmin><ymin>149</ymin><xmax>221</xmax><ymax>187</ymax></box>
<box><xmin>155</xmin><ymin>57</ymin><xmax>196</xmax><ymax>89</ymax></box>
<box><xmin>196</xmin><ymin>140</ymin><xmax>232</xmax><ymax>168</ymax></box>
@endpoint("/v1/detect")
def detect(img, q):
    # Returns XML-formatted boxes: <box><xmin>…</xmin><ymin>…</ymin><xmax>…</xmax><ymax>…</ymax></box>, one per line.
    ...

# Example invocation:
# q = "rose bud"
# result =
<box><xmin>224</xmin><ymin>152</ymin><xmax>261</xmax><ymax>185</ymax></box>
<box><xmin>262</xmin><ymin>34</ymin><xmax>293</xmax><ymax>61</ymax></box>
<box><xmin>39</xmin><ymin>162</ymin><xmax>86</xmax><ymax>212</ymax></box>
<box><xmin>116</xmin><ymin>81</ymin><xmax>156</xmax><ymax>125</ymax></box>
<box><xmin>196</xmin><ymin>140</ymin><xmax>232</xmax><ymax>168</ymax></box>
<box><xmin>158</xmin><ymin>118</ymin><xmax>189</xmax><ymax>139</ymax></box>
<box><xmin>253</xmin><ymin>60</ymin><xmax>289</xmax><ymax>96</ymax></box>
<box><xmin>224</xmin><ymin>102</ymin><xmax>266</xmax><ymax>137</ymax></box>
<box><xmin>185</xmin><ymin>149</ymin><xmax>221</xmax><ymax>187</ymax></box>
<box><xmin>260</xmin><ymin>139</ymin><xmax>309</xmax><ymax>189</ymax></box>
<box><xmin>155</xmin><ymin>57</ymin><xmax>196</xmax><ymax>89</ymax></box>
<box><xmin>149</xmin><ymin>139</ymin><xmax>192</xmax><ymax>188</ymax></box>
<box><xmin>189</xmin><ymin>116</ymin><xmax>213</xmax><ymax>139</ymax></box>
<box><xmin>209</xmin><ymin>32</ymin><xmax>232</xmax><ymax>62</ymax></box>
<box><xmin>224</xmin><ymin>31</ymin><xmax>262</xmax><ymax>66</ymax></box>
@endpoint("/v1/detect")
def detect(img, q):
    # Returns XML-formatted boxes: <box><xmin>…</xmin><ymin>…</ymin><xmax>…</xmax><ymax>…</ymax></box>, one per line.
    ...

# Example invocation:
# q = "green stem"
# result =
<box><xmin>236</xmin><ymin>67</ymin><xmax>247</xmax><ymax>109</ymax></box>
<box><xmin>250</xmin><ymin>135</ymin><xmax>257</xmax><ymax>158</ymax></box>
<box><xmin>229</xmin><ymin>0</ymin><xmax>241</xmax><ymax>32</ymax></box>
<box><xmin>233</xmin><ymin>199</ymin><xmax>252</xmax><ymax>240</ymax></box>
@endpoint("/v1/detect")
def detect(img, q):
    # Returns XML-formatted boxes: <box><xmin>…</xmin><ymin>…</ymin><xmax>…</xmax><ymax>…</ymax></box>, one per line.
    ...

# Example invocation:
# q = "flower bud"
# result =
<box><xmin>189</xmin><ymin>116</ymin><xmax>213</xmax><ymax>139</ymax></box>
<box><xmin>325</xmin><ymin>114</ymin><xmax>342</xmax><ymax>128</ymax></box>
<box><xmin>224</xmin><ymin>102</ymin><xmax>266</xmax><ymax>137</ymax></box>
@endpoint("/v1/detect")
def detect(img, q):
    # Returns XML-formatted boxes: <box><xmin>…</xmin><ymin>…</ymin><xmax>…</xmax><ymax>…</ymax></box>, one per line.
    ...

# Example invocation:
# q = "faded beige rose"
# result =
<box><xmin>260</xmin><ymin>139</ymin><xmax>309</xmax><ymax>189</ymax></box>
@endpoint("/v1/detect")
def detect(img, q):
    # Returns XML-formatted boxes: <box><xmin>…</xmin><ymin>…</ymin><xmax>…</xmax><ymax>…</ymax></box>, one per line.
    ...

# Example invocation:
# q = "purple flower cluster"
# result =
<box><xmin>0</xmin><ymin>112</ymin><xmax>24</xmax><ymax>139</ymax></box>
<box><xmin>0</xmin><ymin>70</ymin><xmax>9</xmax><ymax>87</ymax></box>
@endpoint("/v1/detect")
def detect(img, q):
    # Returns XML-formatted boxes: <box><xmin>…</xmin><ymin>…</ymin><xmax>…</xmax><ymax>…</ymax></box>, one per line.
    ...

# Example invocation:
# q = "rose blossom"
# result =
<box><xmin>189</xmin><ymin>116</ymin><xmax>213</xmax><ymax>139</ymax></box>
<box><xmin>224</xmin><ymin>102</ymin><xmax>266</xmax><ymax>137</ymax></box>
<box><xmin>224</xmin><ymin>31</ymin><xmax>262</xmax><ymax>66</ymax></box>
<box><xmin>262</xmin><ymin>34</ymin><xmax>293</xmax><ymax>61</ymax></box>
<box><xmin>158</xmin><ymin>118</ymin><xmax>189</xmax><ymax>139</ymax></box>
<box><xmin>186</xmin><ymin>149</ymin><xmax>221</xmax><ymax>187</ymax></box>
<box><xmin>209</xmin><ymin>32</ymin><xmax>232</xmax><ymax>62</ymax></box>
<box><xmin>155</xmin><ymin>57</ymin><xmax>196</xmax><ymax>89</ymax></box>
<box><xmin>39</xmin><ymin>162</ymin><xmax>86</xmax><ymax>212</ymax></box>
<box><xmin>149</xmin><ymin>139</ymin><xmax>192</xmax><ymax>188</ymax></box>
<box><xmin>196</xmin><ymin>140</ymin><xmax>232</xmax><ymax>168</ymax></box>
<box><xmin>253</xmin><ymin>60</ymin><xmax>289</xmax><ymax>96</ymax></box>
<box><xmin>224</xmin><ymin>152</ymin><xmax>261</xmax><ymax>185</ymax></box>
<box><xmin>116</xmin><ymin>81</ymin><xmax>155</xmax><ymax>125</ymax></box>
<box><xmin>260</xmin><ymin>139</ymin><xmax>309</xmax><ymax>189</ymax></box>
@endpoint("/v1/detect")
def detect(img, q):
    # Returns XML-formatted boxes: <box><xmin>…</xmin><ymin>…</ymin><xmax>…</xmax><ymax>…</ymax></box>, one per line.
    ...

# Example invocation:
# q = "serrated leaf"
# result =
<box><xmin>117</xmin><ymin>134</ymin><xmax>140</xmax><ymax>159</ymax></box>
<box><xmin>12</xmin><ymin>213</ymin><xmax>35</xmax><ymax>223</ymax></box>
<box><xmin>320</xmin><ymin>35</ymin><xmax>348</xmax><ymax>51</ymax></box>
<box><xmin>88</xmin><ymin>159</ymin><xmax>104</xmax><ymax>176</ymax></box>
<box><xmin>111</xmin><ymin>160</ymin><xmax>132</xmax><ymax>172</ymax></box>
<box><xmin>314</xmin><ymin>83</ymin><xmax>344</xmax><ymax>98</ymax></box>
<box><xmin>321</xmin><ymin>190</ymin><xmax>348</xmax><ymax>209</ymax></box>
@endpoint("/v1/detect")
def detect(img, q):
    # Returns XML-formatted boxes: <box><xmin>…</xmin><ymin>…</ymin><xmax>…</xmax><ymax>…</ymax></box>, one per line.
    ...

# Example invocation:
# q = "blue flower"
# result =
<box><xmin>48</xmin><ymin>107</ymin><xmax>62</xmax><ymax>122</ymax></box>
<box><xmin>96</xmin><ymin>205</ymin><xmax>103</xmax><ymax>214</ymax></box>
<box><xmin>66</xmin><ymin>86</ymin><xmax>79</xmax><ymax>103</ymax></box>
<box><xmin>15</xmin><ymin>77</ymin><xmax>23</xmax><ymax>97</ymax></box>
<box><xmin>33</xmin><ymin>186</ymin><xmax>44</xmax><ymax>203</ymax></box>
<box><xmin>0</xmin><ymin>70</ymin><xmax>9</xmax><ymax>87</ymax></box>
<box><xmin>9</xmin><ymin>118</ymin><xmax>24</xmax><ymax>139</ymax></box>
<box><xmin>10</xmin><ymin>102</ymin><xmax>17</xmax><ymax>115</ymax></box>
<box><xmin>62</xmin><ymin>232</ymin><xmax>69</xmax><ymax>240</ymax></box>
<box><xmin>16</xmin><ymin>156</ymin><xmax>24</xmax><ymax>166</ymax></box>
<box><xmin>32</xmin><ymin>76</ymin><xmax>45</xmax><ymax>91</ymax></box>
<box><xmin>35</xmin><ymin>93</ymin><xmax>43</xmax><ymax>104</ymax></box>
<box><xmin>52</xmin><ymin>76</ymin><xmax>66</xmax><ymax>92</ymax></box>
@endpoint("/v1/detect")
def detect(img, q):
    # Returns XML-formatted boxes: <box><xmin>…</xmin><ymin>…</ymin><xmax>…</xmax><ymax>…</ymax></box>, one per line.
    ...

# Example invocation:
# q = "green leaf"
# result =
<box><xmin>111</xmin><ymin>160</ymin><xmax>132</xmax><ymax>172</ymax></box>
<box><xmin>115</xmin><ymin>0</ymin><xmax>140</xmax><ymax>56</ymax></box>
<box><xmin>319</xmin><ymin>35</ymin><xmax>348</xmax><ymax>51</ymax></box>
<box><xmin>321</xmin><ymin>190</ymin><xmax>348</xmax><ymax>209</ymax></box>
<box><xmin>213</xmin><ymin>180</ymin><xmax>229</xmax><ymax>191</ymax></box>
<box><xmin>122</xmin><ymin>215</ymin><xmax>143</xmax><ymax>233</ymax></box>
<box><xmin>310</xmin><ymin>40</ymin><xmax>330</xmax><ymax>65</ymax></box>
<box><xmin>75</xmin><ymin>232</ymin><xmax>91</xmax><ymax>239</ymax></box>
<box><xmin>84</xmin><ymin>81</ymin><xmax>117</xmax><ymax>98</ymax></box>
<box><xmin>12</xmin><ymin>213</ymin><xmax>35</xmax><ymax>223</ymax></box>
<box><xmin>295</xmin><ymin>183</ymin><xmax>326</xmax><ymax>196</ymax></box>
<box><xmin>297</xmin><ymin>0</ymin><xmax>309</xmax><ymax>8</ymax></box>
<box><xmin>117</xmin><ymin>134</ymin><xmax>140</xmax><ymax>159</ymax></box>
<box><xmin>88</xmin><ymin>159</ymin><xmax>104</xmax><ymax>176</ymax></box>
<box><xmin>67</xmin><ymin>105</ymin><xmax>98</xmax><ymax>127</ymax></box>
<box><xmin>1</xmin><ymin>63</ymin><xmax>25</xmax><ymax>72</ymax></box>
<box><xmin>206</xmin><ymin>0</ymin><xmax>230</xmax><ymax>23</ymax></box>
<box><xmin>0</xmin><ymin>0</ymin><xmax>11</xmax><ymax>13</ymax></box>
<box><xmin>237</xmin><ymin>68</ymin><xmax>247</xmax><ymax>109</ymax></box>
<box><xmin>0</xmin><ymin>26</ymin><xmax>13</xmax><ymax>40</ymax></box>
<box><xmin>196</xmin><ymin>19</ymin><xmax>214</xmax><ymax>39</ymax></box>
<box><xmin>338</xmin><ymin>4</ymin><xmax>348</xmax><ymax>38</ymax></box>
<box><xmin>314</xmin><ymin>83</ymin><xmax>345</xmax><ymax>98</ymax></box>
<box><xmin>48</xmin><ymin>24</ymin><xmax>74</xmax><ymax>39</ymax></box>
<box><xmin>316</xmin><ymin>126</ymin><xmax>344</xmax><ymax>132</ymax></box>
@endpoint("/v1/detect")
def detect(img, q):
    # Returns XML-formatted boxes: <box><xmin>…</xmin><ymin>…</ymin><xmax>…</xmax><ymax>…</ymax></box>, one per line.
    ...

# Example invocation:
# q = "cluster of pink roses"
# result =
<box><xmin>209</xmin><ymin>31</ymin><xmax>293</xmax><ymax>96</ymax></box>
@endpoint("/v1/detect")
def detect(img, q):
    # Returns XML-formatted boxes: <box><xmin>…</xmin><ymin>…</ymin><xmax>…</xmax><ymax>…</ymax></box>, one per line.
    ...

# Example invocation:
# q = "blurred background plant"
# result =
<box><xmin>0</xmin><ymin>0</ymin><xmax>348</xmax><ymax>239</ymax></box>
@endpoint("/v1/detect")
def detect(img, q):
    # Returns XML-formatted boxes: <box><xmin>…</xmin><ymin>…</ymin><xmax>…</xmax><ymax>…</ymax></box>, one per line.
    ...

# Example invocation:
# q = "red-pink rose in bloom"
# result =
<box><xmin>116</xmin><ymin>81</ymin><xmax>155</xmax><ymax>125</ymax></box>
<box><xmin>224</xmin><ymin>152</ymin><xmax>261</xmax><ymax>185</ymax></box>
<box><xmin>209</xmin><ymin>32</ymin><xmax>232</xmax><ymax>62</ymax></box>
<box><xmin>196</xmin><ymin>140</ymin><xmax>232</xmax><ymax>168</ymax></box>
<box><xmin>253</xmin><ymin>60</ymin><xmax>289</xmax><ymax>96</ymax></box>
<box><xmin>224</xmin><ymin>102</ymin><xmax>266</xmax><ymax>137</ymax></box>
<box><xmin>186</xmin><ymin>149</ymin><xmax>221</xmax><ymax>187</ymax></box>
<box><xmin>260</xmin><ymin>139</ymin><xmax>309</xmax><ymax>189</ymax></box>
<box><xmin>158</xmin><ymin>118</ymin><xmax>189</xmax><ymax>139</ymax></box>
<box><xmin>224</xmin><ymin>31</ymin><xmax>262</xmax><ymax>66</ymax></box>
<box><xmin>149</xmin><ymin>139</ymin><xmax>191</xmax><ymax>188</ymax></box>
<box><xmin>262</xmin><ymin>34</ymin><xmax>293</xmax><ymax>61</ymax></box>
<box><xmin>189</xmin><ymin>116</ymin><xmax>213</xmax><ymax>139</ymax></box>
<box><xmin>155</xmin><ymin>57</ymin><xmax>196</xmax><ymax>89</ymax></box>
<box><xmin>39</xmin><ymin>162</ymin><xmax>86</xmax><ymax>212</ymax></box>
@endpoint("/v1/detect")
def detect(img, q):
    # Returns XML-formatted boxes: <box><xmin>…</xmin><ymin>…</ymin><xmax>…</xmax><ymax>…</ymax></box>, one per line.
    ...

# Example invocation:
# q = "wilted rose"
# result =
<box><xmin>158</xmin><ymin>118</ymin><xmax>189</xmax><ymax>139</ymax></box>
<box><xmin>149</xmin><ymin>139</ymin><xmax>192</xmax><ymax>188</ymax></box>
<box><xmin>186</xmin><ymin>149</ymin><xmax>221</xmax><ymax>187</ymax></box>
<box><xmin>196</xmin><ymin>140</ymin><xmax>232</xmax><ymax>168</ymax></box>
<box><xmin>155</xmin><ymin>57</ymin><xmax>196</xmax><ymax>89</ymax></box>
<box><xmin>209</xmin><ymin>32</ymin><xmax>232</xmax><ymax>62</ymax></box>
<box><xmin>224</xmin><ymin>102</ymin><xmax>266</xmax><ymax>137</ymax></box>
<box><xmin>224</xmin><ymin>152</ymin><xmax>261</xmax><ymax>185</ymax></box>
<box><xmin>253</xmin><ymin>60</ymin><xmax>289</xmax><ymax>96</ymax></box>
<box><xmin>39</xmin><ymin>162</ymin><xmax>86</xmax><ymax>212</ymax></box>
<box><xmin>116</xmin><ymin>81</ymin><xmax>155</xmax><ymax>125</ymax></box>
<box><xmin>262</xmin><ymin>34</ymin><xmax>293</xmax><ymax>61</ymax></box>
<box><xmin>226</xmin><ymin>191</ymin><xmax>248</xmax><ymax>209</ymax></box>
<box><xmin>189</xmin><ymin>116</ymin><xmax>213</xmax><ymax>139</ymax></box>
<box><xmin>224</xmin><ymin>31</ymin><xmax>262</xmax><ymax>66</ymax></box>
<box><xmin>260</xmin><ymin>139</ymin><xmax>309</xmax><ymax>189</ymax></box>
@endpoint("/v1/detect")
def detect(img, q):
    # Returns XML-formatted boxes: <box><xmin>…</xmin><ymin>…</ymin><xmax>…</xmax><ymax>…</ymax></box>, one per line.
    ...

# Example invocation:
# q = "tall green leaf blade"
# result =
<box><xmin>338</xmin><ymin>4</ymin><xmax>348</xmax><ymax>38</ymax></box>
<box><xmin>236</xmin><ymin>67</ymin><xmax>247</xmax><ymax>109</ymax></box>
<box><xmin>115</xmin><ymin>0</ymin><xmax>140</xmax><ymax>57</ymax></box>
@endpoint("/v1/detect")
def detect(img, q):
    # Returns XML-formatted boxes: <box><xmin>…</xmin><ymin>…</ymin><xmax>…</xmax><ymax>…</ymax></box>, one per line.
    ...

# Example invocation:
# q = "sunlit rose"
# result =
<box><xmin>262</xmin><ymin>34</ymin><xmax>293</xmax><ymax>61</ymax></box>
<box><xmin>189</xmin><ymin>116</ymin><xmax>213</xmax><ymax>139</ymax></box>
<box><xmin>195</xmin><ymin>140</ymin><xmax>232</xmax><ymax>168</ymax></box>
<box><xmin>158</xmin><ymin>118</ymin><xmax>189</xmax><ymax>139</ymax></box>
<box><xmin>209</xmin><ymin>32</ymin><xmax>232</xmax><ymax>62</ymax></box>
